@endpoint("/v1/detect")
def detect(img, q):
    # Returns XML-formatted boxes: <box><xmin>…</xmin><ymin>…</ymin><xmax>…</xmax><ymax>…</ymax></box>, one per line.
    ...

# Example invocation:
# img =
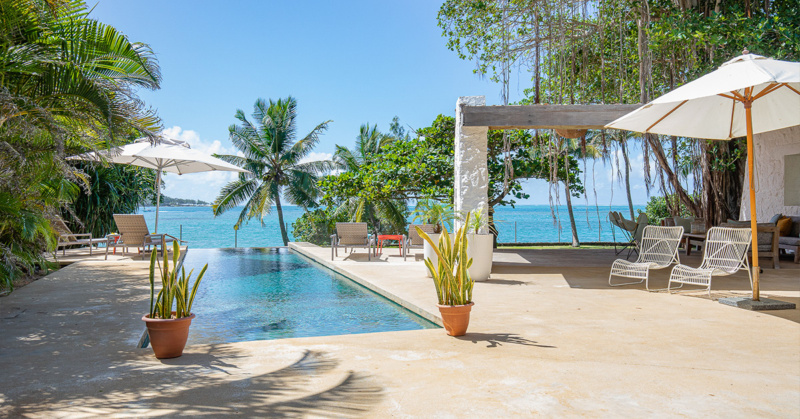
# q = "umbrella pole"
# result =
<box><xmin>154</xmin><ymin>168</ymin><xmax>162</xmax><ymax>234</ymax></box>
<box><xmin>745</xmin><ymin>101</ymin><xmax>760</xmax><ymax>301</ymax></box>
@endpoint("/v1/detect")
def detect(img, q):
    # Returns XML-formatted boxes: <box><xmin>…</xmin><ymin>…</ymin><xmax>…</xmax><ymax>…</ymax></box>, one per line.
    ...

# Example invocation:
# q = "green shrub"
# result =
<box><xmin>644</xmin><ymin>194</ymin><xmax>693</xmax><ymax>225</ymax></box>
<box><xmin>292</xmin><ymin>208</ymin><xmax>348</xmax><ymax>246</ymax></box>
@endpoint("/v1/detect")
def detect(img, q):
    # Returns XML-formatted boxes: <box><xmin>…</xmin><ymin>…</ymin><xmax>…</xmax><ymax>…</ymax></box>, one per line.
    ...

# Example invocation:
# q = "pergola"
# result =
<box><xmin>453</xmin><ymin>96</ymin><xmax>640</xmax><ymax>219</ymax></box>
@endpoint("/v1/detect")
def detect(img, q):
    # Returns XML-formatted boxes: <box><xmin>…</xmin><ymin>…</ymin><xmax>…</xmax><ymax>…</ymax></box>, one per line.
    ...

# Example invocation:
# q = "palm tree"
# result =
<box><xmin>332</xmin><ymin>124</ymin><xmax>407</xmax><ymax>234</ymax></box>
<box><xmin>212</xmin><ymin>97</ymin><xmax>332</xmax><ymax>245</ymax></box>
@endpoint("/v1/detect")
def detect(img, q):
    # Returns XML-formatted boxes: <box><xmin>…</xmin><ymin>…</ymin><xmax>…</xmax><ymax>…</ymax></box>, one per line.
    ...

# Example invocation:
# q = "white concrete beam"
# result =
<box><xmin>454</xmin><ymin>96</ymin><xmax>489</xmax><ymax>230</ymax></box>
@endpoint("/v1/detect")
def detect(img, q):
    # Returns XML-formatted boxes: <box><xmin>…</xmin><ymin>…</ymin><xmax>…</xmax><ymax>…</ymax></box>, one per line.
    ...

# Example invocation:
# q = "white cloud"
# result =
<box><xmin>299</xmin><ymin>151</ymin><xmax>333</xmax><ymax>164</ymax></box>
<box><xmin>158</xmin><ymin>126</ymin><xmax>240</xmax><ymax>203</ymax></box>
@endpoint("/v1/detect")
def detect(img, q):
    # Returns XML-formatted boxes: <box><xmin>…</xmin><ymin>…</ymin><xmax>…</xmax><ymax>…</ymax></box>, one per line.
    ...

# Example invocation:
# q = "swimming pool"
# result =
<box><xmin>176</xmin><ymin>248</ymin><xmax>437</xmax><ymax>345</ymax></box>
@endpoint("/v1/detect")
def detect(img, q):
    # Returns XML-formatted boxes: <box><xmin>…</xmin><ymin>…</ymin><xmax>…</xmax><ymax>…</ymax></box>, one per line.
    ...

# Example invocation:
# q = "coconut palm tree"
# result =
<box><xmin>212</xmin><ymin>97</ymin><xmax>332</xmax><ymax>245</ymax></box>
<box><xmin>331</xmin><ymin>124</ymin><xmax>408</xmax><ymax>234</ymax></box>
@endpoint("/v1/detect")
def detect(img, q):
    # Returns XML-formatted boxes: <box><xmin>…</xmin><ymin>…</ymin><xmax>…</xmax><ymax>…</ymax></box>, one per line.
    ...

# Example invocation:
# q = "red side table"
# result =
<box><xmin>377</xmin><ymin>234</ymin><xmax>404</xmax><ymax>255</ymax></box>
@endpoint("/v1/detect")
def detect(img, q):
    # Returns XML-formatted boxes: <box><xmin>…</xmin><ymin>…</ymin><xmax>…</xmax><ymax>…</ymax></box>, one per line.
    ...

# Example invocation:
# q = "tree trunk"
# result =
<box><xmin>563</xmin><ymin>154</ymin><xmax>580</xmax><ymax>247</ymax></box>
<box><xmin>620</xmin><ymin>138</ymin><xmax>635</xmax><ymax>219</ymax></box>
<box><xmin>275</xmin><ymin>192</ymin><xmax>289</xmax><ymax>246</ymax></box>
<box><xmin>646</xmin><ymin>134</ymin><xmax>702</xmax><ymax>216</ymax></box>
<box><xmin>564</xmin><ymin>182</ymin><xmax>580</xmax><ymax>247</ymax></box>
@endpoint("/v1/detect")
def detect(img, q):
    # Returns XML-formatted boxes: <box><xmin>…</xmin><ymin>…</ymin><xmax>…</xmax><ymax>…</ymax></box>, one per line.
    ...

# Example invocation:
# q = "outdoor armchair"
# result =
<box><xmin>403</xmin><ymin>224</ymin><xmax>436</xmax><ymax>261</ymax></box>
<box><xmin>107</xmin><ymin>214</ymin><xmax>184</xmax><ymax>260</ymax></box>
<box><xmin>668</xmin><ymin>227</ymin><xmax>752</xmax><ymax>297</ymax></box>
<box><xmin>608</xmin><ymin>226</ymin><xmax>684</xmax><ymax>291</ymax></box>
<box><xmin>51</xmin><ymin>216</ymin><xmax>108</xmax><ymax>256</ymax></box>
<box><xmin>331</xmin><ymin>222</ymin><xmax>374</xmax><ymax>261</ymax></box>
<box><xmin>609</xmin><ymin>211</ymin><xmax>648</xmax><ymax>258</ymax></box>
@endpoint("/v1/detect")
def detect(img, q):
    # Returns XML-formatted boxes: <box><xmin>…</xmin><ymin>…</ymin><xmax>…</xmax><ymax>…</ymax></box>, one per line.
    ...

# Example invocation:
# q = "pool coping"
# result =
<box><xmin>289</xmin><ymin>242</ymin><xmax>443</xmax><ymax>326</ymax></box>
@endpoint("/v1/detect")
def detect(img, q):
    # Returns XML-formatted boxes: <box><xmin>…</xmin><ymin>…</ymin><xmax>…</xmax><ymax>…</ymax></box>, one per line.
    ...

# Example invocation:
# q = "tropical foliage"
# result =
<box><xmin>438</xmin><ymin>0</ymin><xmax>800</xmax><ymax>228</ymax></box>
<box><xmin>67</xmin><ymin>163</ymin><xmax>156</xmax><ymax>238</ymax></box>
<box><xmin>1</xmin><ymin>0</ymin><xmax>161</xmax><ymax>292</ymax></box>
<box><xmin>291</xmin><ymin>208</ymin><xmax>349</xmax><ymax>246</ymax></box>
<box><xmin>411</xmin><ymin>199</ymin><xmax>457</xmax><ymax>234</ymax></box>
<box><xmin>319</xmin><ymin>115</ymin><xmax>583</xmax><ymax>240</ymax></box>
<box><xmin>212</xmin><ymin>97</ymin><xmax>332</xmax><ymax>246</ymax></box>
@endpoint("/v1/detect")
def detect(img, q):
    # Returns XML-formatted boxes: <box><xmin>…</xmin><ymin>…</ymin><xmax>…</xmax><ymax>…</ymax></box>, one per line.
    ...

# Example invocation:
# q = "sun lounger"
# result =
<box><xmin>51</xmin><ymin>216</ymin><xmax>108</xmax><ymax>256</ymax></box>
<box><xmin>107</xmin><ymin>214</ymin><xmax>183</xmax><ymax>260</ymax></box>
<box><xmin>668</xmin><ymin>227</ymin><xmax>752</xmax><ymax>297</ymax></box>
<box><xmin>331</xmin><ymin>223</ymin><xmax>374</xmax><ymax>261</ymax></box>
<box><xmin>403</xmin><ymin>224</ymin><xmax>435</xmax><ymax>261</ymax></box>
<box><xmin>608</xmin><ymin>226</ymin><xmax>683</xmax><ymax>291</ymax></box>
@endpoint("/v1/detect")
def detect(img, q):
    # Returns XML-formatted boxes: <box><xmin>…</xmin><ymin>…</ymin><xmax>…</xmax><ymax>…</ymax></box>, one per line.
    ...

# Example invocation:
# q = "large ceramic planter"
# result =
<box><xmin>437</xmin><ymin>302</ymin><xmax>474</xmax><ymax>336</ymax></box>
<box><xmin>142</xmin><ymin>312</ymin><xmax>195</xmax><ymax>359</ymax></box>
<box><xmin>466</xmin><ymin>233</ymin><xmax>493</xmax><ymax>281</ymax></box>
<box><xmin>423</xmin><ymin>233</ymin><xmax>441</xmax><ymax>277</ymax></box>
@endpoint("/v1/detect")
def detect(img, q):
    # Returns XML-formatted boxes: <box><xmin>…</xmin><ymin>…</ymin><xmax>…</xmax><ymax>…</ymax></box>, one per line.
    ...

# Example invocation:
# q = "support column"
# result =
<box><xmin>454</xmin><ymin>96</ymin><xmax>489</xmax><ymax>229</ymax></box>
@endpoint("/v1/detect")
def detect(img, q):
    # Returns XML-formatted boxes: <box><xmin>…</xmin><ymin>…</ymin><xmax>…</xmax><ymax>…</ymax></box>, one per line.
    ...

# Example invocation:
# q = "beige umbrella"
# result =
<box><xmin>606</xmin><ymin>52</ymin><xmax>800</xmax><ymax>301</ymax></box>
<box><xmin>69</xmin><ymin>136</ymin><xmax>249</xmax><ymax>233</ymax></box>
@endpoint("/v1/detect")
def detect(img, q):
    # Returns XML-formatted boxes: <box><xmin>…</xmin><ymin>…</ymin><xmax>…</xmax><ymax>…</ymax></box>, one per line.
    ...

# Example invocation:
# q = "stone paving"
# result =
<box><xmin>1</xmin><ymin>244</ymin><xmax>798</xmax><ymax>417</ymax></box>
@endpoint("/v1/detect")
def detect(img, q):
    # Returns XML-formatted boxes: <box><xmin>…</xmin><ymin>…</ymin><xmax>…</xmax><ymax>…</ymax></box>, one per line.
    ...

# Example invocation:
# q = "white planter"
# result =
<box><xmin>467</xmin><ymin>233</ymin><xmax>493</xmax><ymax>281</ymax></box>
<box><xmin>422</xmin><ymin>233</ymin><xmax>493</xmax><ymax>281</ymax></box>
<box><xmin>422</xmin><ymin>233</ymin><xmax>440</xmax><ymax>277</ymax></box>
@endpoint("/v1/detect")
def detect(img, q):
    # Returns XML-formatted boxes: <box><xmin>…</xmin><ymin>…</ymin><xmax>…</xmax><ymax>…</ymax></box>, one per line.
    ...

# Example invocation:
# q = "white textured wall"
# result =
<box><xmin>454</xmin><ymin>96</ymin><xmax>489</xmax><ymax>230</ymax></box>
<box><xmin>740</xmin><ymin>125</ymin><xmax>800</xmax><ymax>220</ymax></box>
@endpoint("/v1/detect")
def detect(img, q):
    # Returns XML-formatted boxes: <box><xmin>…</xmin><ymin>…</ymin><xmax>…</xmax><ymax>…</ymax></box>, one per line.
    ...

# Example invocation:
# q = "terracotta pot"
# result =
<box><xmin>437</xmin><ymin>302</ymin><xmax>474</xmax><ymax>336</ymax></box>
<box><xmin>142</xmin><ymin>312</ymin><xmax>195</xmax><ymax>359</ymax></box>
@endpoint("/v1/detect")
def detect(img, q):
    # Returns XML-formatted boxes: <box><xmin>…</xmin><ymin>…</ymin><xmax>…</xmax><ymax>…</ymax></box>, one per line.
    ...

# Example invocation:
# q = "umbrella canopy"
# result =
<box><xmin>605</xmin><ymin>53</ymin><xmax>800</xmax><ymax>301</ymax></box>
<box><xmin>606</xmin><ymin>54</ymin><xmax>800</xmax><ymax>139</ymax></box>
<box><xmin>69</xmin><ymin>137</ymin><xmax>248</xmax><ymax>233</ymax></box>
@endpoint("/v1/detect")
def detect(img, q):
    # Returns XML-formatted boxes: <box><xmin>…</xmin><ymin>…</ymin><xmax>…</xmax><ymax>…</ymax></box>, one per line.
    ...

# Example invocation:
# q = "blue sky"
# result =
<box><xmin>91</xmin><ymin>0</ymin><xmax>649</xmax><ymax>206</ymax></box>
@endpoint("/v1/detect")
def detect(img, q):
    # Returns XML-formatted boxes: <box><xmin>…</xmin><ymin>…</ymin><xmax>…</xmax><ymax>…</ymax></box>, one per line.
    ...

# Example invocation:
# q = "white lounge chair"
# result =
<box><xmin>107</xmin><ymin>214</ymin><xmax>183</xmax><ymax>260</ymax></box>
<box><xmin>51</xmin><ymin>216</ymin><xmax>108</xmax><ymax>256</ymax></box>
<box><xmin>403</xmin><ymin>224</ymin><xmax>435</xmax><ymax>261</ymax></box>
<box><xmin>668</xmin><ymin>227</ymin><xmax>752</xmax><ymax>297</ymax></box>
<box><xmin>608</xmin><ymin>226</ymin><xmax>684</xmax><ymax>291</ymax></box>
<box><xmin>331</xmin><ymin>223</ymin><xmax>374</xmax><ymax>261</ymax></box>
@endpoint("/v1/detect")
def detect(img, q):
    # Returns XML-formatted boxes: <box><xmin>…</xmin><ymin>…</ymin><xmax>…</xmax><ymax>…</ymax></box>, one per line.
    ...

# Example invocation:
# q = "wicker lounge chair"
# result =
<box><xmin>51</xmin><ymin>216</ymin><xmax>108</xmax><ymax>256</ymax></box>
<box><xmin>608</xmin><ymin>226</ymin><xmax>684</xmax><ymax>291</ymax></box>
<box><xmin>668</xmin><ymin>227</ymin><xmax>752</xmax><ymax>297</ymax></box>
<box><xmin>403</xmin><ymin>224</ymin><xmax>436</xmax><ymax>261</ymax></box>
<box><xmin>331</xmin><ymin>222</ymin><xmax>374</xmax><ymax>261</ymax></box>
<box><xmin>107</xmin><ymin>214</ymin><xmax>183</xmax><ymax>260</ymax></box>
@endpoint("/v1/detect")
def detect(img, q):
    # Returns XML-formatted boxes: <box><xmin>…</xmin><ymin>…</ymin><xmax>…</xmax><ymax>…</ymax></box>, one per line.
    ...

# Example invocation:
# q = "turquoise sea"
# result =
<box><xmin>138</xmin><ymin>204</ymin><xmax>644</xmax><ymax>248</ymax></box>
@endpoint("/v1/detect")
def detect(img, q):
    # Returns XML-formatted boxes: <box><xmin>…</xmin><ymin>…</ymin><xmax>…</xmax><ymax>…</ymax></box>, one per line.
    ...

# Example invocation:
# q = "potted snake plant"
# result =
<box><xmin>416</xmin><ymin>211</ymin><xmax>474</xmax><ymax>336</ymax></box>
<box><xmin>142</xmin><ymin>241</ymin><xmax>207</xmax><ymax>359</ymax></box>
<box><xmin>463</xmin><ymin>204</ymin><xmax>494</xmax><ymax>281</ymax></box>
<box><xmin>412</xmin><ymin>199</ymin><xmax>457</xmax><ymax>276</ymax></box>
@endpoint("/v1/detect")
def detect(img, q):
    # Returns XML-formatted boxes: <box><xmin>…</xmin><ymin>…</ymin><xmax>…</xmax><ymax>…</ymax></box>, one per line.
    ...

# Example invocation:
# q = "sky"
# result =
<box><xmin>90</xmin><ymin>0</ymin><xmax>650</xmax><ymax>206</ymax></box>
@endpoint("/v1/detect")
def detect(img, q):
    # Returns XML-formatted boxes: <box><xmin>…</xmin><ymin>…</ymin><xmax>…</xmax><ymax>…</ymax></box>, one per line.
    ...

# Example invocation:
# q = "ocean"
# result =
<box><xmin>138</xmin><ymin>204</ymin><xmax>644</xmax><ymax>248</ymax></box>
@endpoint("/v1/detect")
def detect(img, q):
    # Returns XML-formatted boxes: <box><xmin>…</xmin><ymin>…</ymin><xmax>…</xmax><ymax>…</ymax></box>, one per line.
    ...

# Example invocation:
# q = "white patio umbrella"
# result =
<box><xmin>69</xmin><ymin>136</ymin><xmax>248</xmax><ymax>233</ymax></box>
<box><xmin>605</xmin><ymin>52</ymin><xmax>800</xmax><ymax>301</ymax></box>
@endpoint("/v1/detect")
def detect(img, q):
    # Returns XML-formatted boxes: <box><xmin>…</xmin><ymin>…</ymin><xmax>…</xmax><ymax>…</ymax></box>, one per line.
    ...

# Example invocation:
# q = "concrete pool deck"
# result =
<box><xmin>1</xmin><ymin>244</ymin><xmax>798</xmax><ymax>417</ymax></box>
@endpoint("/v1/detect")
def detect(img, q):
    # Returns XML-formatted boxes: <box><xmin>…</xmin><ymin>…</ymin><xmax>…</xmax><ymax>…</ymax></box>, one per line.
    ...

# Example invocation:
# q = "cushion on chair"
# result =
<box><xmin>779</xmin><ymin>236</ymin><xmax>800</xmax><ymax>246</ymax></box>
<box><xmin>776</xmin><ymin>216</ymin><xmax>792</xmax><ymax>236</ymax></box>
<box><xmin>720</xmin><ymin>222</ymin><xmax>775</xmax><ymax>251</ymax></box>
<box><xmin>673</xmin><ymin>217</ymin><xmax>694</xmax><ymax>232</ymax></box>
<box><xmin>768</xmin><ymin>213</ymin><xmax>782</xmax><ymax>224</ymax></box>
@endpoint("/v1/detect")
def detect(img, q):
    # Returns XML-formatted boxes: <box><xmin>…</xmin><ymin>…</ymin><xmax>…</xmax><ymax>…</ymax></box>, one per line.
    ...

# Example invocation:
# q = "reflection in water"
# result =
<box><xmin>180</xmin><ymin>248</ymin><xmax>437</xmax><ymax>345</ymax></box>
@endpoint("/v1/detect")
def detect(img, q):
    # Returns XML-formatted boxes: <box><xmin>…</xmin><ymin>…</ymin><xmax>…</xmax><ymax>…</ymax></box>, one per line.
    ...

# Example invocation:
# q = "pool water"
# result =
<box><xmin>178</xmin><ymin>248</ymin><xmax>437</xmax><ymax>345</ymax></box>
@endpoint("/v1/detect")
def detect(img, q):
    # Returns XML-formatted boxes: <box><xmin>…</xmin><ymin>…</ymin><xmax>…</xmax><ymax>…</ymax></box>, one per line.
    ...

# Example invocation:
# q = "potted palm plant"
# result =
<box><xmin>412</xmin><ymin>199</ymin><xmax>457</xmax><ymax>276</ymax></box>
<box><xmin>463</xmin><ymin>204</ymin><xmax>494</xmax><ymax>281</ymax></box>
<box><xmin>142</xmin><ymin>241</ymin><xmax>207</xmax><ymax>359</ymax></box>
<box><xmin>416</xmin><ymin>212</ymin><xmax>474</xmax><ymax>336</ymax></box>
